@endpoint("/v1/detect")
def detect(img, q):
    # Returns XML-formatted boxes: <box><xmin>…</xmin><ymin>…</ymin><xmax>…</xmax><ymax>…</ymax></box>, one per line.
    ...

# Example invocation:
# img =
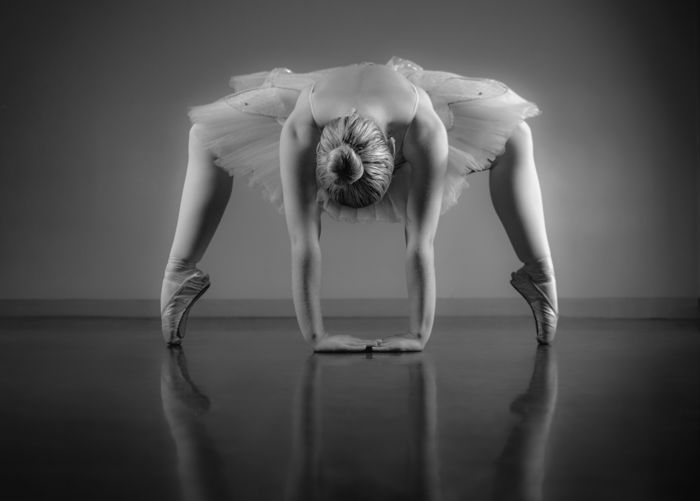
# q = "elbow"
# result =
<box><xmin>290</xmin><ymin>237</ymin><xmax>320</xmax><ymax>257</ymax></box>
<box><xmin>289</xmin><ymin>226</ymin><xmax>320</xmax><ymax>251</ymax></box>
<box><xmin>405</xmin><ymin>240</ymin><xmax>434</xmax><ymax>262</ymax></box>
<box><xmin>405</xmin><ymin>234</ymin><xmax>435</xmax><ymax>256</ymax></box>
<box><xmin>404</xmin><ymin>222</ymin><xmax>437</xmax><ymax>254</ymax></box>
<box><xmin>288</xmin><ymin>223</ymin><xmax>320</xmax><ymax>252</ymax></box>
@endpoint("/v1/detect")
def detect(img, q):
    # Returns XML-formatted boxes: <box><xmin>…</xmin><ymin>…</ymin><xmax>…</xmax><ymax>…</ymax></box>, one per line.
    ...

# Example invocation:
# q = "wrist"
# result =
<box><xmin>307</xmin><ymin>331</ymin><xmax>329</xmax><ymax>346</ymax></box>
<box><xmin>407</xmin><ymin>331</ymin><xmax>428</xmax><ymax>344</ymax></box>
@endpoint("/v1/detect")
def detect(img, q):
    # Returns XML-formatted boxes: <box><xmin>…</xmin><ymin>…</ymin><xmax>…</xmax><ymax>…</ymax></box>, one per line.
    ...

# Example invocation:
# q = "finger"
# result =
<box><xmin>375</xmin><ymin>341</ymin><xmax>424</xmax><ymax>352</ymax></box>
<box><xmin>373</xmin><ymin>342</ymin><xmax>403</xmax><ymax>352</ymax></box>
<box><xmin>315</xmin><ymin>344</ymin><xmax>366</xmax><ymax>353</ymax></box>
<box><xmin>333</xmin><ymin>340</ymin><xmax>374</xmax><ymax>351</ymax></box>
<box><xmin>335</xmin><ymin>336</ymin><xmax>374</xmax><ymax>346</ymax></box>
<box><xmin>353</xmin><ymin>338</ymin><xmax>381</xmax><ymax>347</ymax></box>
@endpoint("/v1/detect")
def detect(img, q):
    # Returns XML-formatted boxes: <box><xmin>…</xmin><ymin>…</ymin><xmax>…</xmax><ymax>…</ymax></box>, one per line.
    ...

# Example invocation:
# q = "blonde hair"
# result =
<box><xmin>315</xmin><ymin>111</ymin><xmax>395</xmax><ymax>208</ymax></box>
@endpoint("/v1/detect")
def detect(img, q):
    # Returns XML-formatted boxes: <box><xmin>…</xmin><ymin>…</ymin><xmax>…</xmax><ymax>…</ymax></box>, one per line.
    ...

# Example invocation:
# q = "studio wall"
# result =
<box><xmin>1</xmin><ymin>0</ymin><xmax>697</xmax><ymax>312</ymax></box>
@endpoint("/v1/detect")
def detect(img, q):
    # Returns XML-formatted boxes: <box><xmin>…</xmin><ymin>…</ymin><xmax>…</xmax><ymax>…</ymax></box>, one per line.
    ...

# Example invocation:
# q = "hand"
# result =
<box><xmin>313</xmin><ymin>334</ymin><xmax>381</xmax><ymax>353</ymax></box>
<box><xmin>374</xmin><ymin>333</ymin><xmax>425</xmax><ymax>352</ymax></box>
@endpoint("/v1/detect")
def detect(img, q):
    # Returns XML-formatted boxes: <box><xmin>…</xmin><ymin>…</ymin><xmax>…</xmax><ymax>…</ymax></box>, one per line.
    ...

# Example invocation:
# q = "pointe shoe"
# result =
<box><xmin>510</xmin><ymin>268</ymin><xmax>558</xmax><ymax>345</ymax></box>
<box><xmin>160</xmin><ymin>269</ymin><xmax>210</xmax><ymax>346</ymax></box>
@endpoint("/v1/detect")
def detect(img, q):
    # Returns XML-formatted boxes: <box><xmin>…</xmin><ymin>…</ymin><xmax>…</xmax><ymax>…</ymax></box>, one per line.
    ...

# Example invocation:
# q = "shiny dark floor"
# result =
<box><xmin>1</xmin><ymin>316</ymin><xmax>698</xmax><ymax>501</ymax></box>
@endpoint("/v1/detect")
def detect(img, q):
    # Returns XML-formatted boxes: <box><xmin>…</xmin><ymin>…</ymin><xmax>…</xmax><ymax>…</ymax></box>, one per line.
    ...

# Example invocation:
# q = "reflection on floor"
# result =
<box><xmin>0</xmin><ymin>317</ymin><xmax>698</xmax><ymax>500</ymax></box>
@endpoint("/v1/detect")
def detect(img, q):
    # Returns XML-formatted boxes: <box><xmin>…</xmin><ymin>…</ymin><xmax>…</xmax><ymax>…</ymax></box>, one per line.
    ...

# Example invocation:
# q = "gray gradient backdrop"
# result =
<box><xmin>1</xmin><ymin>0</ymin><xmax>698</xmax><ymax>304</ymax></box>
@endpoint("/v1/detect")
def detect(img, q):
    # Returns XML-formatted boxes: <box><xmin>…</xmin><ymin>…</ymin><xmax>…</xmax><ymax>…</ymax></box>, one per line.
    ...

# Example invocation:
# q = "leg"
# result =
<box><xmin>489</xmin><ymin>123</ymin><xmax>558</xmax><ymax>343</ymax></box>
<box><xmin>167</xmin><ymin>124</ymin><xmax>233</xmax><ymax>265</ymax></box>
<box><xmin>160</xmin><ymin>125</ymin><xmax>233</xmax><ymax>345</ymax></box>
<box><xmin>489</xmin><ymin>122</ymin><xmax>551</xmax><ymax>264</ymax></box>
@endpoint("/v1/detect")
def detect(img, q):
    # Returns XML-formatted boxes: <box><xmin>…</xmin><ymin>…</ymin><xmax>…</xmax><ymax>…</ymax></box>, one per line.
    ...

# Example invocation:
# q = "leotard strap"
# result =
<box><xmin>402</xmin><ymin>82</ymin><xmax>420</xmax><ymax>143</ymax></box>
<box><xmin>308</xmin><ymin>81</ymin><xmax>321</xmax><ymax>131</ymax></box>
<box><xmin>393</xmin><ymin>82</ymin><xmax>420</xmax><ymax>166</ymax></box>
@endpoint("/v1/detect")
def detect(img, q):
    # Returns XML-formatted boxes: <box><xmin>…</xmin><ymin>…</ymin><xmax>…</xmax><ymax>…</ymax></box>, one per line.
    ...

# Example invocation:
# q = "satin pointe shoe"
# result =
<box><xmin>510</xmin><ymin>268</ymin><xmax>558</xmax><ymax>345</ymax></box>
<box><xmin>160</xmin><ymin>269</ymin><xmax>210</xmax><ymax>346</ymax></box>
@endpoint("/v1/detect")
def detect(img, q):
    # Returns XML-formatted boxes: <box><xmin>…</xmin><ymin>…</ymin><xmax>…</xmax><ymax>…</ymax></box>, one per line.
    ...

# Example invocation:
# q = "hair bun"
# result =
<box><xmin>315</xmin><ymin>113</ymin><xmax>394</xmax><ymax>208</ymax></box>
<box><xmin>328</xmin><ymin>144</ymin><xmax>364</xmax><ymax>184</ymax></box>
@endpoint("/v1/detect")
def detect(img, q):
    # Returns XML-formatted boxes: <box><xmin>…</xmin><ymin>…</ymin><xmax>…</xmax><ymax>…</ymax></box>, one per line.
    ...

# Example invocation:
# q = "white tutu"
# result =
<box><xmin>188</xmin><ymin>56</ymin><xmax>540</xmax><ymax>223</ymax></box>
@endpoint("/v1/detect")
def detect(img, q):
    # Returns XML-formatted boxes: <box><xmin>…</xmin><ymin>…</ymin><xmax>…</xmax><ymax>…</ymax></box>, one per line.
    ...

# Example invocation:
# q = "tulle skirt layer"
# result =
<box><xmin>187</xmin><ymin>57</ymin><xmax>540</xmax><ymax>223</ymax></box>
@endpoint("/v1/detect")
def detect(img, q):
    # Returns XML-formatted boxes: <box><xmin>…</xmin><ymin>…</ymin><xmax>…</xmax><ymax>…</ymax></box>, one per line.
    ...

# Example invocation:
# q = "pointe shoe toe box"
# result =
<box><xmin>161</xmin><ymin>271</ymin><xmax>210</xmax><ymax>344</ymax></box>
<box><xmin>510</xmin><ymin>269</ymin><xmax>558</xmax><ymax>344</ymax></box>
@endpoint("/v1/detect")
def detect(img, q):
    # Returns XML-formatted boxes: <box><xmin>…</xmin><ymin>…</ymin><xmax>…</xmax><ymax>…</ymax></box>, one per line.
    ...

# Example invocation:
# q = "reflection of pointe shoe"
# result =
<box><xmin>510</xmin><ymin>269</ymin><xmax>558</xmax><ymax>345</ymax></box>
<box><xmin>509</xmin><ymin>391</ymin><xmax>536</xmax><ymax>416</ymax></box>
<box><xmin>162</xmin><ymin>346</ymin><xmax>211</xmax><ymax>414</ymax></box>
<box><xmin>161</xmin><ymin>270</ymin><xmax>210</xmax><ymax>346</ymax></box>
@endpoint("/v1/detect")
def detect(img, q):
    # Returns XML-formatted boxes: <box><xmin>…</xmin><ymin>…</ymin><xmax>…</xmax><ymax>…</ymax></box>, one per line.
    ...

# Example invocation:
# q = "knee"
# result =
<box><xmin>506</xmin><ymin>121</ymin><xmax>533</xmax><ymax>153</ymax></box>
<box><xmin>187</xmin><ymin>123</ymin><xmax>214</xmax><ymax>160</ymax></box>
<box><xmin>491</xmin><ymin>122</ymin><xmax>535</xmax><ymax>172</ymax></box>
<box><xmin>514</xmin><ymin>121</ymin><xmax>532</xmax><ymax>138</ymax></box>
<box><xmin>188</xmin><ymin>123</ymin><xmax>205</xmax><ymax>145</ymax></box>
<box><xmin>497</xmin><ymin>122</ymin><xmax>534</xmax><ymax>166</ymax></box>
<box><xmin>188</xmin><ymin>124</ymin><xmax>207</xmax><ymax>155</ymax></box>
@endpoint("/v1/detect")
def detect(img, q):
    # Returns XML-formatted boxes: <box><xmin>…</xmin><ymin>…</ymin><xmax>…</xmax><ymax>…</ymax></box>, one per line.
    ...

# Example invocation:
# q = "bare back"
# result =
<box><xmin>308</xmin><ymin>63</ymin><xmax>420</xmax><ymax>165</ymax></box>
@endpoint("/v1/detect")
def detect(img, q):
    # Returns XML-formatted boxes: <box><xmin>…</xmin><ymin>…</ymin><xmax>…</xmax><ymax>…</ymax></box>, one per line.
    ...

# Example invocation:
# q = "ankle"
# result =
<box><xmin>165</xmin><ymin>256</ymin><xmax>197</xmax><ymax>275</ymax></box>
<box><xmin>522</xmin><ymin>256</ymin><xmax>555</xmax><ymax>283</ymax></box>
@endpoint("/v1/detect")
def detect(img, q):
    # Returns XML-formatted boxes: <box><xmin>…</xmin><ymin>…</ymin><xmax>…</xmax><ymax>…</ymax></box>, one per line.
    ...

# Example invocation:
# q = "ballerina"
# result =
<box><xmin>160</xmin><ymin>57</ymin><xmax>558</xmax><ymax>352</ymax></box>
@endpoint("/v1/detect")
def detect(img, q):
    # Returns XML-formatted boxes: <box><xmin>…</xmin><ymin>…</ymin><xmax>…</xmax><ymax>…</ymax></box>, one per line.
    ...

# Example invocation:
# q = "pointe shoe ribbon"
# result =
<box><xmin>510</xmin><ymin>269</ymin><xmax>558</xmax><ymax>345</ymax></box>
<box><xmin>161</xmin><ymin>270</ymin><xmax>210</xmax><ymax>346</ymax></box>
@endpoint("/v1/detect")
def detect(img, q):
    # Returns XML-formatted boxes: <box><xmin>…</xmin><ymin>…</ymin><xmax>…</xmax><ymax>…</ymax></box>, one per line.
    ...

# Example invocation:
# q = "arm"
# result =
<box><xmin>280</xmin><ymin>94</ymin><xmax>378</xmax><ymax>352</ymax></box>
<box><xmin>279</xmin><ymin>107</ymin><xmax>325</xmax><ymax>345</ymax></box>
<box><xmin>385</xmin><ymin>93</ymin><xmax>448</xmax><ymax>349</ymax></box>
